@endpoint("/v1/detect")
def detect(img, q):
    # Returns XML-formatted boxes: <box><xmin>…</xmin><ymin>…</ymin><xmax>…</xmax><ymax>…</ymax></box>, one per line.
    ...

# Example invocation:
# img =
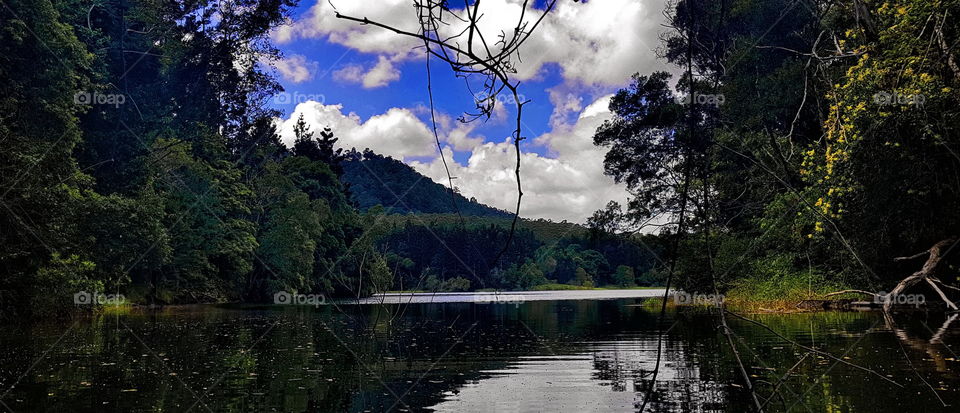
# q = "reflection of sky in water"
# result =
<box><xmin>3</xmin><ymin>297</ymin><xmax>959</xmax><ymax>412</ymax></box>
<box><xmin>431</xmin><ymin>336</ymin><xmax>727</xmax><ymax>412</ymax></box>
<box><xmin>353</xmin><ymin>289</ymin><xmax>667</xmax><ymax>304</ymax></box>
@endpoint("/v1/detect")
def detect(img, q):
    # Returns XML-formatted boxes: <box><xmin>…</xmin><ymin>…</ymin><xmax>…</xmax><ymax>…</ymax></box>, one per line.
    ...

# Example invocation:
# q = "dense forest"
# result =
<box><xmin>3</xmin><ymin>0</ymin><xmax>960</xmax><ymax>318</ymax></box>
<box><xmin>592</xmin><ymin>0</ymin><xmax>960</xmax><ymax>301</ymax></box>
<box><xmin>0</xmin><ymin>0</ymin><xmax>381</xmax><ymax>316</ymax></box>
<box><xmin>0</xmin><ymin>0</ymin><xmax>662</xmax><ymax>318</ymax></box>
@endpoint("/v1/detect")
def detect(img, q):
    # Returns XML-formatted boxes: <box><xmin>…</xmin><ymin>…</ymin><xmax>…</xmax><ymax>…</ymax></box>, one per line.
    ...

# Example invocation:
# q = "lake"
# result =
<box><xmin>1</xmin><ymin>291</ymin><xmax>958</xmax><ymax>412</ymax></box>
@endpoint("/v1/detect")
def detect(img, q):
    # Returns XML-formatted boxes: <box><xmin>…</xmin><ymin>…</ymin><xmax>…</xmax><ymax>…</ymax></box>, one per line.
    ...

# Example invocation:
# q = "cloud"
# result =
<box><xmin>332</xmin><ymin>56</ymin><xmax>402</xmax><ymax>88</ymax></box>
<box><xmin>276</xmin><ymin>102</ymin><xmax>437</xmax><ymax>160</ymax></box>
<box><xmin>547</xmin><ymin>87</ymin><xmax>584</xmax><ymax>127</ymax></box>
<box><xmin>270</xmin><ymin>0</ymin><xmax>661</xmax><ymax>222</ymax></box>
<box><xmin>276</xmin><ymin>97</ymin><xmax>627</xmax><ymax>222</ymax></box>
<box><xmin>331</xmin><ymin>64</ymin><xmax>364</xmax><ymax>84</ymax></box>
<box><xmin>445</xmin><ymin>124</ymin><xmax>486</xmax><ymax>151</ymax></box>
<box><xmin>273</xmin><ymin>54</ymin><xmax>319</xmax><ymax>84</ymax></box>
<box><xmin>273</xmin><ymin>0</ymin><xmax>421</xmax><ymax>57</ymax></box>
<box><xmin>410</xmin><ymin>95</ymin><xmax>630</xmax><ymax>223</ymax></box>
<box><xmin>409</xmin><ymin>106</ymin><xmax>486</xmax><ymax>151</ymax></box>
<box><xmin>362</xmin><ymin>56</ymin><xmax>401</xmax><ymax>88</ymax></box>
<box><xmin>516</xmin><ymin>0</ymin><xmax>670</xmax><ymax>85</ymax></box>
<box><xmin>277</xmin><ymin>99</ymin><xmax>501</xmax><ymax>160</ymax></box>
<box><xmin>276</xmin><ymin>0</ymin><xmax>670</xmax><ymax>87</ymax></box>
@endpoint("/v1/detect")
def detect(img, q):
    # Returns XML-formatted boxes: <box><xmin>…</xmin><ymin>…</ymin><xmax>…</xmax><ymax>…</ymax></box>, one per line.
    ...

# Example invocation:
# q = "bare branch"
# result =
<box><xmin>334</xmin><ymin>0</ymin><xmax>559</xmax><ymax>263</ymax></box>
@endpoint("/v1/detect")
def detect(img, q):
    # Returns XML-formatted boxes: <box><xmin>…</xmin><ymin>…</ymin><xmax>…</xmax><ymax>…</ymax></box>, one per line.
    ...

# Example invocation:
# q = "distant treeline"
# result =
<box><xmin>374</xmin><ymin>217</ymin><xmax>666</xmax><ymax>292</ymax></box>
<box><xmin>341</xmin><ymin>152</ymin><xmax>664</xmax><ymax>292</ymax></box>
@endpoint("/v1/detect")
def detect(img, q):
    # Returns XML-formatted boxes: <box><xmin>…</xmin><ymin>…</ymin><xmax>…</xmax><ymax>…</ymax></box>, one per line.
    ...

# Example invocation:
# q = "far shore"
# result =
<box><xmin>353</xmin><ymin>289</ymin><xmax>668</xmax><ymax>304</ymax></box>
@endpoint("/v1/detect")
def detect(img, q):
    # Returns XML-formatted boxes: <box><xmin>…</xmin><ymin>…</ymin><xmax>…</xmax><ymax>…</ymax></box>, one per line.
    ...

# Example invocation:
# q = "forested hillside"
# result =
<box><xmin>378</xmin><ymin>214</ymin><xmax>588</xmax><ymax>243</ymax></box>
<box><xmin>341</xmin><ymin>149</ymin><xmax>512</xmax><ymax>217</ymax></box>
<box><xmin>373</xmin><ymin>218</ymin><xmax>665</xmax><ymax>292</ymax></box>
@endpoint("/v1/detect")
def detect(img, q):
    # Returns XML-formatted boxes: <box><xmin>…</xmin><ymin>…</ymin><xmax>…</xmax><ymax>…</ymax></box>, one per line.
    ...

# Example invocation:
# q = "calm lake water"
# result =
<box><xmin>1</xmin><ymin>291</ymin><xmax>959</xmax><ymax>412</ymax></box>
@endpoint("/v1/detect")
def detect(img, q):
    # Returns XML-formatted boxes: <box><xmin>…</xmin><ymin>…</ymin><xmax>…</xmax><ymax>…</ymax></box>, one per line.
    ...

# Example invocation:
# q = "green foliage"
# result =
<box><xmin>798</xmin><ymin>0</ymin><xmax>960</xmax><ymax>285</ymax></box>
<box><xmin>502</xmin><ymin>260</ymin><xmax>548</xmax><ymax>290</ymax></box>
<box><xmin>614</xmin><ymin>265</ymin><xmax>636</xmax><ymax>287</ymax></box>
<box><xmin>363</xmin><ymin>252</ymin><xmax>394</xmax><ymax>294</ymax></box>
<box><xmin>379</xmin><ymin>213</ymin><xmax>588</xmax><ymax>242</ymax></box>
<box><xmin>441</xmin><ymin>276</ymin><xmax>471</xmax><ymax>292</ymax></box>
<box><xmin>0</xmin><ymin>0</ymin><xmax>94</xmax><ymax>317</ymax></box>
<box><xmin>0</xmin><ymin>0</ymin><xmax>395</xmax><ymax>317</ymax></box>
<box><xmin>292</xmin><ymin>114</ymin><xmax>345</xmax><ymax>176</ymax></box>
<box><xmin>375</xmin><ymin>215</ymin><xmax>661</xmax><ymax>291</ymax></box>
<box><xmin>592</xmin><ymin>71</ymin><xmax>691</xmax><ymax>225</ymax></box>
<box><xmin>15</xmin><ymin>0</ymin><xmax>959</xmax><ymax>318</ymax></box>
<box><xmin>725</xmin><ymin>257</ymin><xmax>851</xmax><ymax>311</ymax></box>
<box><xmin>573</xmin><ymin>267</ymin><xmax>594</xmax><ymax>288</ymax></box>
<box><xmin>593</xmin><ymin>0</ymin><xmax>960</xmax><ymax>300</ymax></box>
<box><xmin>531</xmin><ymin>283</ymin><xmax>593</xmax><ymax>291</ymax></box>
<box><xmin>30</xmin><ymin>254</ymin><xmax>100</xmax><ymax>316</ymax></box>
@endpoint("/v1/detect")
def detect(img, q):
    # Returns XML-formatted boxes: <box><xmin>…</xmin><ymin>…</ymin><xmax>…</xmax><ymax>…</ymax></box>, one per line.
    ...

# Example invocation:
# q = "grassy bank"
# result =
<box><xmin>723</xmin><ymin>272</ymin><xmax>854</xmax><ymax>312</ymax></box>
<box><xmin>636</xmin><ymin>273</ymin><xmax>857</xmax><ymax>313</ymax></box>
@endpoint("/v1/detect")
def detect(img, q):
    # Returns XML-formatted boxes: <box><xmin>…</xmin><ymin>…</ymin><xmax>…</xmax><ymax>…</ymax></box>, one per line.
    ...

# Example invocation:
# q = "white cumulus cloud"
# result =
<box><xmin>275</xmin><ymin>0</ymin><xmax>670</xmax><ymax>87</ymax></box>
<box><xmin>276</xmin><ymin>102</ymin><xmax>438</xmax><ymax>160</ymax></box>
<box><xmin>332</xmin><ymin>56</ymin><xmax>402</xmax><ymax>88</ymax></box>
<box><xmin>272</xmin><ymin>54</ymin><xmax>319</xmax><ymax>84</ymax></box>
<box><xmin>410</xmin><ymin>95</ymin><xmax>629</xmax><ymax>223</ymax></box>
<box><xmin>273</xmin><ymin>0</ymin><xmax>422</xmax><ymax>57</ymax></box>
<box><xmin>275</xmin><ymin>96</ymin><xmax>628</xmax><ymax>223</ymax></box>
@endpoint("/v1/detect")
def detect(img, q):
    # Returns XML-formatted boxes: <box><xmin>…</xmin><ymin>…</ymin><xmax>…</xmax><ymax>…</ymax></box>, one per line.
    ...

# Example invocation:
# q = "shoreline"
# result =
<box><xmin>38</xmin><ymin>289</ymin><xmax>929</xmax><ymax>317</ymax></box>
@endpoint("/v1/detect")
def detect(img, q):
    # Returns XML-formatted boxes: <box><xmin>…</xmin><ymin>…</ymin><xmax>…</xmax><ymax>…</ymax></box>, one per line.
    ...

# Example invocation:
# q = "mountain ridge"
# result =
<box><xmin>341</xmin><ymin>149</ymin><xmax>514</xmax><ymax>218</ymax></box>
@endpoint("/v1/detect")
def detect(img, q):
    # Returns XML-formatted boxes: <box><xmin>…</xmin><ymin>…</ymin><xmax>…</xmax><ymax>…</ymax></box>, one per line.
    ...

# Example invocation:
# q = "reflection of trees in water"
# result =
<box><xmin>884</xmin><ymin>312</ymin><xmax>959</xmax><ymax>375</ymax></box>
<box><xmin>0</xmin><ymin>307</ymin><xmax>496</xmax><ymax>412</ymax></box>
<box><xmin>717</xmin><ymin>311</ymin><xmax>960</xmax><ymax>412</ymax></box>
<box><xmin>589</xmin><ymin>335</ymin><xmax>729</xmax><ymax>412</ymax></box>
<box><xmin>5</xmin><ymin>303</ymin><xmax>957</xmax><ymax>412</ymax></box>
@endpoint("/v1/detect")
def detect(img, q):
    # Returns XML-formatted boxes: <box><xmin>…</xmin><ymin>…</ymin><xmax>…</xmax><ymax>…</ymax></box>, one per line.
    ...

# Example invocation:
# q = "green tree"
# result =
<box><xmin>0</xmin><ymin>0</ymin><xmax>95</xmax><ymax>315</ymax></box>
<box><xmin>800</xmin><ymin>0</ymin><xmax>960</xmax><ymax>286</ymax></box>
<box><xmin>441</xmin><ymin>276</ymin><xmax>471</xmax><ymax>292</ymax></box>
<box><xmin>573</xmin><ymin>267</ymin><xmax>594</xmax><ymax>288</ymax></box>
<box><xmin>614</xmin><ymin>265</ymin><xmax>636</xmax><ymax>287</ymax></box>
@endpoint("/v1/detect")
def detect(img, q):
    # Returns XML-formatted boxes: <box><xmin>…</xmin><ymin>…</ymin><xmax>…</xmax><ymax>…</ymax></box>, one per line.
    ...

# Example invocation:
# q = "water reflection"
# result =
<box><xmin>0</xmin><ymin>298</ymin><xmax>958</xmax><ymax>412</ymax></box>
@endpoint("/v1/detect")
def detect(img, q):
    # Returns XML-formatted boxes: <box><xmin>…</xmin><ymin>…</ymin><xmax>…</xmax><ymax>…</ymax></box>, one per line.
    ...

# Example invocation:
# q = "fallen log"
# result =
<box><xmin>886</xmin><ymin>237</ymin><xmax>958</xmax><ymax>312</ymax></box>
<box><xmin>822</xmin><ymin>237</ymin><xmax>959</xmax><ymax>312</ymax></box>
<box><xmin>796</xmin><ymin>299</ymin><xmax>854</xmax><ymax>310</ymax></box>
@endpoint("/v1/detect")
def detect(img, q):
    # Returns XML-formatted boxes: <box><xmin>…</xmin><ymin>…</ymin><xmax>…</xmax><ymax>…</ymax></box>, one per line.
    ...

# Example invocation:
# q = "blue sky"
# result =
<box><xmin>265</xmin><ymin>0</ymin><xmax>673</xmax><ymax>222</ymax></box>
<box><xmin>270</xmin><ymin>38</ymin><xmax>564</xmax><ymax>164</ymax></box>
